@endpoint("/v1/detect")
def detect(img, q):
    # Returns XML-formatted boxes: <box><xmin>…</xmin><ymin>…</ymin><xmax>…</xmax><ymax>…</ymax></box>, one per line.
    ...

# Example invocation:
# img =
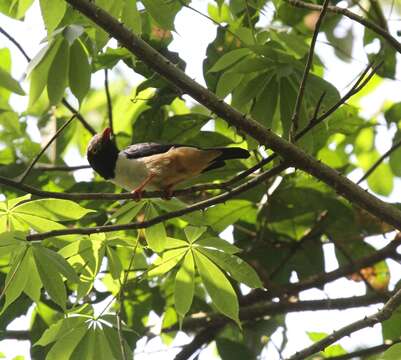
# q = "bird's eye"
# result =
<box><xmin>91</xmin><ymin>144</ymin><xmax>101</xmax><ymax>154</ymax></box>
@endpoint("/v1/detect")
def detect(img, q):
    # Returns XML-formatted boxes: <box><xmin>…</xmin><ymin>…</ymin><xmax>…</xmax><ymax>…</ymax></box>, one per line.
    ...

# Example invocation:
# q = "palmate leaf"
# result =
<box><xmin>47</xmin><ymin>39</ymin><xmax>70</xmax><ymax>105</ymax></box>
<box><xmin>174</xmin><ymin>250</ymin><xmax>195</xmax><ymax>319</ymax></box>
<box><xmin>0</xmin><ymin>196</ymin><xmax>94</xmax><ymax>233</ymax></box>
<box><xmin>144</xmin><ymin>202</ymin><xmax>167</xmax><ymax>252</ymax></box>
<box><xmin>58</xmin><ymin>235</ymin><xmax>105</xmax><ymax>299</ymax></box>
<box><xmin>0</xmin><ymin>67</ymin><xmax>25</xmax><ymax>95</ymax></box>
<box><xmin>148</xmin><ymin>248</ymin><xmax>187</xmax><ymax>277</ymax></box>
<box><xmin>193</xmin><ymin>250</ymin><xmax>240</xmax><ymax>325</ymax></box>
<box><xmin>32</xmin><ymin>246</ymin><xmax>68</xmax><ymax>310</ymax></box>
<box><xmin>36</xmin><ymin>316</ymin><xmax>132</xmax><ymax>360</ymax></box>
<box><xmin>39</xmin><ymin>0</ymin><xmax>66</xmax><ymax>34</ymax></box>
<box><xmin>1</xmin><ymin>246</ymin><xmax>31</xmax><ymax>315</ymax></box>
<box><xmin>69</xmin><ymin>39</ymin><xmax>91</xmax><ymax>105</ymax></box>
<box><xmin>198</xmin><ymin>248</ymin><xmax>263</xmax><ymax>289</ymax></box>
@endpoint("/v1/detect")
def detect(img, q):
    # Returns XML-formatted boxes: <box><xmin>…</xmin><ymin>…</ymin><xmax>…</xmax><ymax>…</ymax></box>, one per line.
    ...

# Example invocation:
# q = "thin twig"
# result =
<box><xmin>19</xmin><ymin>115</ymin><xmax>76</xmax><ymax>183</ymax></box>
<box><xmin>34</xmin><ymin>164</ymin><xmax>90</xmax><ymax>171</ymax></box>
<box><xmin>0</xmin><ymin>26</ymin><xmax>96</xmax><ymax>135</ymax></box>
<box><xmin>116</xmin><ymin>245</ymin><xmax>137</xmax><ymax>360</ymax></box>
<box><xmin>357</xmin><ymin>137</ymin><xmax>401</xmax><ymax>184</ymax></box>
<box><xmin>285</xmin><ymin>0</ymin><xmax>401</xmax><ymax>55</ymax></box>
<box><xmin>286</xmin><ymin>286</ymin><xmax>401</xmax><ymax>360</ymax></box>
<box><xmin>325</xmin><ymin>339</ymin><xmax>401</xmax><ymax>360</ymax></box>
<box><xmin>290</xmin><ymin>0</ymin><xmax>330</xmax><ymax>140</ymax></box>
<box><xmin>104</xmin><ymin>69</ymin><xmax>114</xmax><ymax>136</ymax></box>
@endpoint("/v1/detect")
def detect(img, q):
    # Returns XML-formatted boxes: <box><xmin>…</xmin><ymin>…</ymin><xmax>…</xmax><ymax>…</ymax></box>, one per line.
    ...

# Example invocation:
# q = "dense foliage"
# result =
<box><xmin>0</xmin><ymin>0</ymin><xmax>401</xmax><ymax>359</ymax></box>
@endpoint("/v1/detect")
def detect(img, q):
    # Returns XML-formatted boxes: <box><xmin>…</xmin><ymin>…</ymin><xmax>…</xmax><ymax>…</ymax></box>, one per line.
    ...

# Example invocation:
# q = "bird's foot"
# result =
<box><xmin>131</xmin><ymin>188</ymin><xmax>143</xmax><ymax>202</ymax></box>
<box><xmin>162</xmin><ymin>187</ymin><xmax>173</xmax><ymax>200</ymax></box>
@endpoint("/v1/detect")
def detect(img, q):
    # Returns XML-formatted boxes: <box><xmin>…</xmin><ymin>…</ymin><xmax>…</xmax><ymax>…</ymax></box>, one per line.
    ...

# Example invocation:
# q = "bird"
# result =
<box><xmin>87</xmin><ymin>127</ymin><xmax>250</xmax><ymax>200</ymax></box>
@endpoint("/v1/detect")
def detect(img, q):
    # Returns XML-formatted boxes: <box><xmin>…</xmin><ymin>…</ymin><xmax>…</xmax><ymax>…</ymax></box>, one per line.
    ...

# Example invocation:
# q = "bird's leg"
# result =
<box><xmin>131</xmin><ymin>172</ymin><xmax>156</xmax><ymax>201</ymax></box>
<box><xmin>162</xmin><ymin>186</ymin><xmax>174</xmax><ymax>200</ymax></box>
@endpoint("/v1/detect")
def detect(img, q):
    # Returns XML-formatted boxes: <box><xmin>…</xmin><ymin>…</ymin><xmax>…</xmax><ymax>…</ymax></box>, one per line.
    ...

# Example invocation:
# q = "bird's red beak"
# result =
<box><xmin>102</xmin><ymin>127</ymin><xmax>112</xmax><ymax>142</ymax></box>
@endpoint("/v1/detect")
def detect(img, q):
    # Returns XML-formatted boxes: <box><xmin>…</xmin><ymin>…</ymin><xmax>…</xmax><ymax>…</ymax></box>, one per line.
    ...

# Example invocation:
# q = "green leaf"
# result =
<box><xmin>47</xmin><ymin>39</ymin><xmax>70</xmax><ymax>105</ymax></box>
<box><xmin>70</xmin><ymin>329</ymin><xmax>96</xmax><ymax>360</ymax></box>
<box><xmin>108</xmin><ymin>201</ymin><xmax>146</xmax><ymax>224</ymax></box>
<box><xmin>0</xmin><ymin>231</ymin><xmax>27</xmax><ymax>257</ymax></box>
<box><xmin>381</xmin><ymin>343</ymin><xmax>401</xmax><ymax>360</ymax></box>
<box><xmin>195</xmin><ymin>237</ymin><xmax>241</xmax><ymax>254</ymax></box>
<box><xmin>205</xmin><ymin>200</ymin><xmax>255</xmax><ymax>232</ymax></box>
<box><xmin>385</xmin><ymin>102</ymin><xmax>401</xmax><ymax>125</ymax></box>
<box><xmin>69</xmin><ymin>39</ymin><xmax>91</xmax><ymax>104</ymax></box>
<box><xmin>33</xmin><ymin>246</ymin><xmax>67</xmax><ymax>310</ymax></box>
<box><xmin>193</xmin><ymin>250</ymin><xmax>240</xmax><ymax>324</ymax></box>
<box><xmin>216</xmin><ymin>72</ymin><xmax>244</xmax><ymax>98</ymax></box>
<box><xmin>199</xmin><ymin>248</ymin><xmax>263</xmax><ymax>288</ymax></box>
<box><xmin>358</xmin><ymin>151</ymin><xmax>393</xmax><ymax>196</ymax></box>
<box><xmin>209</xmin><ymin>48</ymin><xmax>251</xmax><ymax>73</ymax></box>
<box><xmin>23</xmin><ymin>253</ymin><xmax>42</xmax><ymax>303</ymax></box>
<box><xmin>33</xmin><ymin>245</ymin><xmax>79</xmax><ymax>283</ymax></box>
<box><xmin>148</xmin><ymin>248</ymin><xmax>187</xmax><ymax>277</ymax></box>
<box><xmin>175</xmin><ymin>250</ymin><xmax>195</xmax><ymax>318</ymax></box>
<box><xmin>28</xmin><ymin>40</ymin><xmax>62</xmax><ymax>106</ymax></box>
<box><xmin>144</xmin><ymin>203</ymin><xmax>167</xmax><ymax>252</ymax></box>
<box><xmin>0</xmin><ymin>68</ymin><xmax>25</xmax><ymax>95</ymax></box>
<box><xmin>122</xmin><ymin>0</ymin><xmax>141</xmax><ymax>34</ymax></box>
<box><xmin>251</xmin><ymin>75</ymin><xmax>278</xmax><ymax>128</ymax></box>
<box><xmin>39</xmin><ymin>0</ymin><xmax>66</xmax><ymax>33</ymax></box>
<box><xmin>1</xmin><ymin>247</ymin><xmax>31</xmax><ymax>314</ymax></box>
<box><xmin>106</xmin><ymin>246</ymin><xmax>123</xmax><ymax>280</ymax></box>
<box><xmin>162</xmin><ymin>114</ymin><xmax>210</xmax><ymax>143</ymax></box>
<box><xmin>45</xmin><ymin>324</ymin><xmax>88</xmax><ymax>360</ymax></box>
<box><xmin>184</xmin><ymin>226</ymin><xmax>206</xmax><ymax>243</ymax></box>
<box><xmin>14</xmin><ymin>198</ymin><xmax>93</xmax><ymax>221</ymax></box>
<box><xmin>142</xmin><ymin>0</ymin><xmax>181</xmax><ymax>30</ymax></box>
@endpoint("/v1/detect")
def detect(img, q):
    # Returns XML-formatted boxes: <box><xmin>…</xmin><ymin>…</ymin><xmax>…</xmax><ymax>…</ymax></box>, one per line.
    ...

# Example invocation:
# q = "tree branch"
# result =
<box><xmin>242</xmin><ymin>233</ymin><xmax>401</xmax><ymax>305</ymax></box>
<box><xmin>164</xmin><ymin>292</ymin><xmax>391</xmax><ymax>334</ymax></box>
<box><xmin>26</xmin><ymin>163</ymin><xmax>287</xmax><ymax>241</ymax></box>
<box><xmin>290</xmin><ymin>0</ymin><xmax>330</xmax><ymax>138</ymax></box>
<box><xmin>0</xmin><ymin>26</ymin><xmax>96</xmax><ymax>135</ymax></box>
<box><xmin>286</xmin><ymin>287</ymin><xmax>401</xmax><ymax>360</ymax></box>
<box><xmin>285</xmin><ymin>0</ymin><xmax>401</xmax><ymax>55</ymax></box>
<box><xmin>173</xmin><ymin>325</ymin><xmax>221</xmax><ymax>360</ymax></box>
<box><xmin>104</xmin><ymin>68</ymin><xmax>114</xmax><ymax>136</ymax></box>
<box><xmin>18</xmin><ymin>115</ymin><xmax>76</xmax><ymax>183</ymax></box>
<box><xmin>64</xmin><ymin>0</ymin><xmax>401</xmax><ymax>233</ymax></box>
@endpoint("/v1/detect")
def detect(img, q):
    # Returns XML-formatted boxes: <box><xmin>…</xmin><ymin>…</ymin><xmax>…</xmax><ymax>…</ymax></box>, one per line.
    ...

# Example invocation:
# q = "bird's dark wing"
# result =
<box><xmin>122</xmin><ymin>143</ymin><xmax>188</xmax><ymax>159</ymax></box>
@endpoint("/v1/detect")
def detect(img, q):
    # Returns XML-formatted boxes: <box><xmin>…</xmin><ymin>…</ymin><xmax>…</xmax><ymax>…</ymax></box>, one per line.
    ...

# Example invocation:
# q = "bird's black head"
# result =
<box><xmin>87</xmin><ymin>127</ymin><xmax>119</xmax><ymax>179</ymax></box>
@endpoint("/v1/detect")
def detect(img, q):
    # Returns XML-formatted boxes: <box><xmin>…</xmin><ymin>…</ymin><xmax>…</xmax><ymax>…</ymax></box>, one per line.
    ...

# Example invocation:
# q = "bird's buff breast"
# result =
<box><xmin>112</xmin><ymin>155</ymin><xmax>150</xmax><ymax>191</ymax></box>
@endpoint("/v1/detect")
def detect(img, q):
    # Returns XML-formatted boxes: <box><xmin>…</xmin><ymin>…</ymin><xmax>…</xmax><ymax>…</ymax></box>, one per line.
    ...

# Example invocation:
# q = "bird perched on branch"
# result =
<box><xmin>87</xmin><ymin>127</ymin><xmax>250</xmax><ymax>200</ymax></box>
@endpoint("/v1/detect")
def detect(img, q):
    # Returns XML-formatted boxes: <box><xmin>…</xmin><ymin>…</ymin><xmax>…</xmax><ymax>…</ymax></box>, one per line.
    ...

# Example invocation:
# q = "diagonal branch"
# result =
<box><xmin>18</xmin><ymin>115</ymin><xmax>76</xmax><ymax>183</ymax></box>
<box><xmin>64</xmin><ymin>0</ymin><xmax>401</xmax><ymax>232</ymax></box>
<box><xmin>357</xmin><ymin>137</ymin><xmax>401</xmax><ymax>184</ymax></box>
<box><xmin>242</xmin><ymin>234</ymin><xmax>401</xmax><ymax>305</ymax></box>
<box><xmin>286</xmin><ymin>286</ymin><xmax>401</xmax><ymax>360</ymax></box>
<box><xmin>290</xmin><ymin>0</ymin><xmax>330</xmax><ymax>139</ymax></box>
<box><xmin>0</xmin><ymin>26</ymin><xmax>96</xmax><ymax>135</ymax></box>
<box><xmin>285</xmin><ymin>0</ymin><xmax>401</xmax><ymax>55</ymax></box>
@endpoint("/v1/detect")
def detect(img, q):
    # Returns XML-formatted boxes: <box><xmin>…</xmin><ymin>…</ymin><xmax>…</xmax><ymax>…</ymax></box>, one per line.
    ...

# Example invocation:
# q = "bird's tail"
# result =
<box><xmin>213</xmin><ymin>147</ymin><xmax>250</xmax><ymax>161</ymax></box>
<box><xmin>201</xmin><ymin>147</ymin><xmax>250</xmax><ymax>173</ymax></box>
